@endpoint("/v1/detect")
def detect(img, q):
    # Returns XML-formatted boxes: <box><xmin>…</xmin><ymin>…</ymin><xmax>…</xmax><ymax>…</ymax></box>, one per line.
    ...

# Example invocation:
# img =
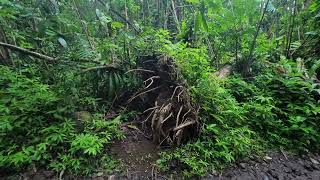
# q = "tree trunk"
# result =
<box><xmin>244</xmin><ymin>0</ymin><xmax>270</xmax><ymax>76</ymax></box>
<box><xmin>0</xmin><ymin>26</ymin><xmax>11</xmax><ymax>65</ymax></box>
<box><xmin>286</xmin><ymin>0</ymin><xmax>297</xmax><ymax>58</ymax></box>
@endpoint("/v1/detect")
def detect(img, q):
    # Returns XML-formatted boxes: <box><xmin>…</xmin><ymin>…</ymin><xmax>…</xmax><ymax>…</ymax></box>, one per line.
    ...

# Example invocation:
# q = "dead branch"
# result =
<box><xmin>81</xmin><ymin>65</ymin><xmax>119</xmax><ymax>73</ymax></box>
<box><xmin>159</xmin><ymin>135</ymin><xmax>171</xmax><ymax>146</ymax></box>
<box><xmin>0</xmin><ymin>27</ymin><xmax>11</xmax><ymax>65</ymax></box>
<box><xmin>97</xmin><ymin>0</ymin><xmax>140</xmax><ymax>33</ymax></box>
<box><xmin>0</xmin><ymin>42</ymin><xmax>101</xmax><ymax>65</ymax></box>
<box><xmin>0</xmin><ymin>42</ymin><xmax>56</xmax><ymax>62</ymax></box>
<box><xmin>125</xmin><ymin>68</ymin><xmax>155</xmax><ymax>74</ymax></box>
<box><xmin>72</xmin><ymin>0</ymin><xmax>94</xmax><ymax>50</ymax></box>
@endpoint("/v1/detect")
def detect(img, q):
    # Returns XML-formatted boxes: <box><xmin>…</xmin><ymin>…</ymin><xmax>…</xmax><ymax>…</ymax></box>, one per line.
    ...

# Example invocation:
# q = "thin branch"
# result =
<box><xmin>81</xmin><ymin>65</ymin><xmax>119</xmax><ymax>73</ymax></box>
<box><xmin>287</xmin><ymin>0</ymin><xmax>297</xmax><ymax>58</ymax></box>
<box><xmin>97</xmin><ymin>0</ymin><xmax>140</xmax><ymax>33</ymax></box>
<box><xmin>0</xmin><ymin>26</ymin><xmax>11</xmax><ymax>65</ymax></box>
<box><xmin>72</xmin><ymin>0</ymin><xmax>94</xmax><ymax>50</ymax></box>
<box><xmin>0</xmin><ymin>42</ymin><xmax>101</xmax><ymax>65</ymax></box>
<box><xmin>125</xmin><ymin>68</ymin><xmax>155</xmax><ymax>74</ymax></box>
<box><xmin>0</xmin><ymin>42</ymin><xmax>56</xmax><ymax>62</ymax></box>
<box><xmin>246</xmin><ymin>0</ymin><xmax>270</xmax><ymax>75</ymax></box>
<box><xmin>171</xmin><ymin>0</ymin><xmax>181</xmax><ymax>33</ymax></box>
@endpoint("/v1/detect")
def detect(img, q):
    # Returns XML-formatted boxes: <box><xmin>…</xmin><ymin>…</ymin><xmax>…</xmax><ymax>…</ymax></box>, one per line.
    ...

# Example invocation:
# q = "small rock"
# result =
<box><xmin>43</xmin><ymin>170</ymin><xmax>54</xmax><ymax>178</ymax></box>
<box><xmin>277</xmin><ymin>174</ymin><xmax>284</xmax><ymax>180</ymax></box>
<box><xmin>212</xmin><ymin>169</ymin><xmax>218</xmax><ymax>176</ymax></box>
<box><xmin>263</xmin><ymin>175</ymin><xmax>270</xmax><ymax>180</ymax></box>
<box><xmin>310</xmin><ymin>158</ymin><xmax>319</xmax><ymax>165</ymax></box>
<box><xmin>93</xmin><ymin>177</ymin><xmax>104</xmax><ymax>180</ymax></box>
<box><xmin>206</xmin><ymin>174</ymin><xmax>215</xmax><ymax>179</ymax></box>
<box><xmin>108</xmin><ymin>175</ymin><xmax>116</xmax><ymax>180</ymax></box>
<box><xmin>239</xmin><ymin>163</ymin><xmax>246</xmax><ymax>169</ymax></box>
<box><xmin>264</xmin><ymin>156</ymin><xmax>273</xmax><ymax>160</ymax></box>
<box><xmin>32</xmin><ymin>174</ymin><xmax>46</xmax><ymax>180</ymax></box>
<box><xmin>96</xmin><ymin>172</ymin><xmax>104</xmax><ymax>177</ymax></box>
<box><xmin>311</xmin><ymin>164</ymin><xmax>320</xmax><ymax>170</ymax></box>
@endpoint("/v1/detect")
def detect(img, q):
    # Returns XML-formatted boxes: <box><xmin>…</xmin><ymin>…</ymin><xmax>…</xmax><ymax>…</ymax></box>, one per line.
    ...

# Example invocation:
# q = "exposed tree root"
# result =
<box><xmin>128</xmin><ymin>55</ymin><xmax>200</xmax><ymax>146</ymax></box>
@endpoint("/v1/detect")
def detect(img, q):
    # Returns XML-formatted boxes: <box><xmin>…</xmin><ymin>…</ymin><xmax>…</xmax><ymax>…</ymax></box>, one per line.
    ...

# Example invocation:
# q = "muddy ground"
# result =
<box><xmin>1</xmin><ymin>126</ymin><xmax>320</xmax><ymax>180</ymax></box>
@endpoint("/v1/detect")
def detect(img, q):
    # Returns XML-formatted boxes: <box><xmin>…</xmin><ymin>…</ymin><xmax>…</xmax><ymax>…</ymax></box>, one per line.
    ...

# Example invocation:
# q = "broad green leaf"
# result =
<box><xmin>58</xmin><ymin>37</ymin><xmax>68</xmax><ymax>48</ymax></box>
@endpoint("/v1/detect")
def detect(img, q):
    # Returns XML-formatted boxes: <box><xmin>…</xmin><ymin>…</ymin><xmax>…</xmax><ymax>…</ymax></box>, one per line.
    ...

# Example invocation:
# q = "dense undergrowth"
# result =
<box><xmin>157</xmin><ymin>44</ymin><xmax>320</xmax><ymax>176</ymax></box>
<box><xmin>1</xmin><ymin>0</ymin><xmax>320</xmax><ymax>178</ymax></box>
<box><xmin>0</xmin><ymin>65</ymin><xmax>124</xmax><ymax>175</ymax></box>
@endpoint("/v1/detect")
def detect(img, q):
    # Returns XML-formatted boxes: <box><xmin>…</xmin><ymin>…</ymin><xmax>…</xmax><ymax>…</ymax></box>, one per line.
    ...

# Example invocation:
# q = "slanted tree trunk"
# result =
<box><xmin>0</xmin><ymin>26</ymin><xmax>11</xmax><ymax>65</ymax></box>
<box><xmin>286</xmin><ymin>0</ymin><xmax>297</xmax><ymax>58</ymax></box>
<box><xmin>72</xmin><ymin>0</ymin><xmax>95</xmax><ymax>50</ymax></box>
<box><xmin>244</xmin><ymin>0</ymin><xmax>270</xmax><ymax>76</ymax></box>
<box><xmin>171</xmin><ymin>0</ymin><xmax>181</xmax><ymax>33</ymax></box>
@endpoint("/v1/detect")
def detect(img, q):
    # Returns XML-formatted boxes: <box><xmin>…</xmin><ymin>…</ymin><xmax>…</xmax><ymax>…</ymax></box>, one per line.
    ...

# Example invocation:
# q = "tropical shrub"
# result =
<box><xmin>157</xmin><ymin>42</ymin><xmax>261</xmax><ymax>177</ymax></box>
<box><xmin>0</xmin><ymin>66</ymin><xmax>123</xmax><ymax>175</ymax></box>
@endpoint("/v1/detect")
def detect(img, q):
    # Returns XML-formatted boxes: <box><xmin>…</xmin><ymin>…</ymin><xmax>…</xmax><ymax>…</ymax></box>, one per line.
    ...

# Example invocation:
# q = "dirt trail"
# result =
<box><xmin>110</xmin><ymin>138</ymin><xmax>320</xmax><ymax>180</ymax></box>
<box><xmin>2</xmin><ymin>136</ymin><xmax>320</xmax><ymax>180</ymax></box>
<box><xmin>206</xmin><ymin>152</ymin><xmax>320</xmax><ymax>180</ymax></box>
<box><xmin>110</xmin><ymin>125</ymin><xmax>160</xmax><ymax>180</ymax></box>
<box><xmin>110</xmin><ymin>126</ymin><xmax>320</xmax><ymax>180</ymax></box>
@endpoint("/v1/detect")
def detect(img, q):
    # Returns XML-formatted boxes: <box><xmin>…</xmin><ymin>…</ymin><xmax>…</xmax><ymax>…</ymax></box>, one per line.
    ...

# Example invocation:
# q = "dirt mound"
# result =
<box><xmin>128</xmin><ymin>55</ymin><xmax>200</xmax><ymax>146</ymax></box>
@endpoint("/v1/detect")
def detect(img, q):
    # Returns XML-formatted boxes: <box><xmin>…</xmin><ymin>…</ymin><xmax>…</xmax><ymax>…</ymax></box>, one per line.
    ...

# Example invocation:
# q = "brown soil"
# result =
<box><xmin>2</xmin><ymin>134</ymin><xmax>320</xmax><ymax>180</ymax></box>
<box><xmin>110</xmin><ymin>125</ymin><xmax>160</xmax><ymax>180</ymax></box>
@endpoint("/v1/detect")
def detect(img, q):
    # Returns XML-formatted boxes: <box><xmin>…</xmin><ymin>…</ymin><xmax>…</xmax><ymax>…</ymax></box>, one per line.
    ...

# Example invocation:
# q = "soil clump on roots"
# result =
<box><xmin>127</xmin><ymin>55</ymin><xmax>200</xmax><ymax>146</ymax></box>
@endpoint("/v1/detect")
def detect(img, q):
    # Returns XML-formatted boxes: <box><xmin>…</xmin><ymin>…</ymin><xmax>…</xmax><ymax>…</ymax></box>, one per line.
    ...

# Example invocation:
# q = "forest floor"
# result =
<box><xmin>1</xmin><ymin>125</ymin><xmax>320</xmax><ymax>180</ymax></box>
<box><xmin>109</xmin><ymin>126</ymin><xmax>320</xmax><ymax>180</ymax></box>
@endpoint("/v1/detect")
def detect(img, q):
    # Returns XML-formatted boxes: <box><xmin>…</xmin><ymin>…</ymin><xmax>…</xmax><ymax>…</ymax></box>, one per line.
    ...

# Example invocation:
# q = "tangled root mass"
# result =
<box><xmin>128</xmin><ymin>55</ymin><xmax>200</xmax><ymax>146</ymax></box>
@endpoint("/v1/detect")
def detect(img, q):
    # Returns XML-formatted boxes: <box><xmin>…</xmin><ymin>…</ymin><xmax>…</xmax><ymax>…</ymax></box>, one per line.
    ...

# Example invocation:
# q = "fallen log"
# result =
<box><xmin>0</xmin><ymin>42</ymin><xmax>56</xmax><ymax>62</ymax></box>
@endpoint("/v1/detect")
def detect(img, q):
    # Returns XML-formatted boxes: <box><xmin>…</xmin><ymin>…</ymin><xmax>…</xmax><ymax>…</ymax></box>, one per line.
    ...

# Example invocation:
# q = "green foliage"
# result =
<box><xmin>157</xmin><ymin>42</ymin><xmax>262</xmax><ymax>177</ymax></box>
<box><xmin>71</xmin><ymin>134</ymin><xmax>104</xmax><ymax>156</ymax></box>
<box><xmin>81</xmin><ymin>68</ymin><xmax>141</xmax><ymax>101</ymax></box>
<box><xmin>158</xmin><ymin>38</ymin><xmax>320</xmax><ymax>177</ymax></box>
<box><xmin>2</xmin><ymin>0</ymin><xmax>320</xmax><ymax>178</ymax></box>
<box><xmin>0</xmin><ymin>66</ymin><xmax>123</xmax><ymax>175</ymax></box>
<box><xmin>158</xmin><ymin>127</ymin><xmax>259</xmax><ymax>177</ymax></box>
<box><xmin>228</xmin><ymin>59</ymin><xmax>320</xmax><ymax>150</ymax></box>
